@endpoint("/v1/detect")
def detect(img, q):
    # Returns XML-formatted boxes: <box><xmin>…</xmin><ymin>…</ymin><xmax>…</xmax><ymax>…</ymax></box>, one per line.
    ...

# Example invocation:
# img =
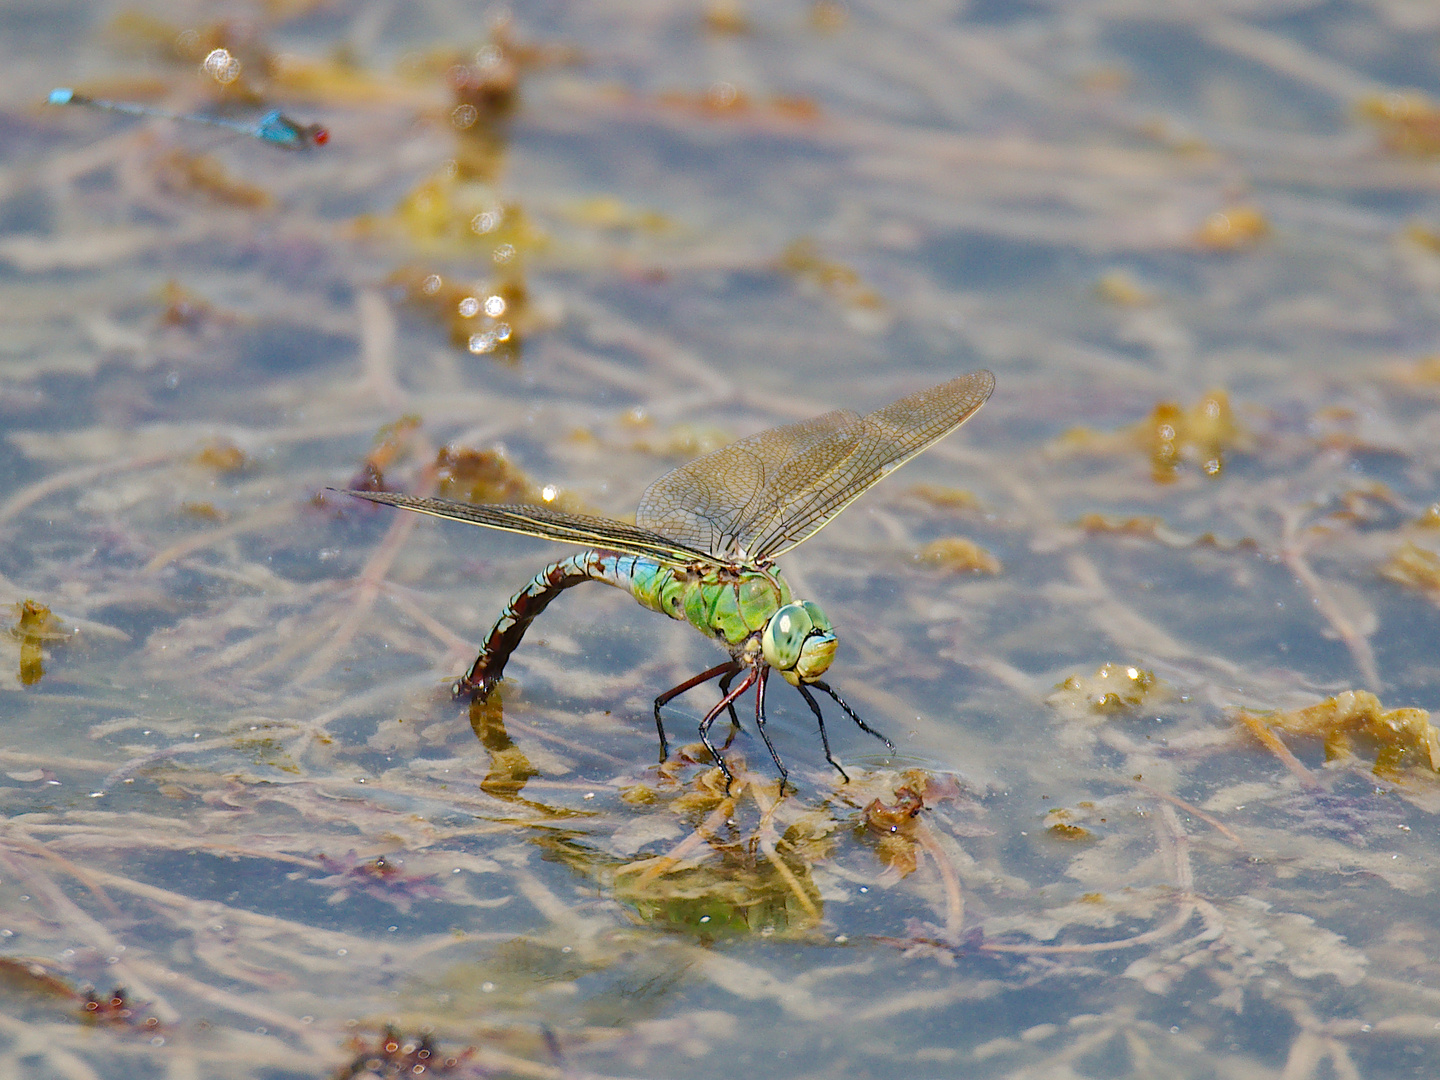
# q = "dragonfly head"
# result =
<box><xmin>762</xmin><ymin>600</ymin><xmax>837</xmax><ymax>686</ymax></box>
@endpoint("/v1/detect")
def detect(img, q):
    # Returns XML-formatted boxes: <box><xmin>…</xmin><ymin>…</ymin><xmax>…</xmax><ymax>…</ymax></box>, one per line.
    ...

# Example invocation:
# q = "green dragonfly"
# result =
<box><xmin>344</xmin><ymin>370</ymin><xmax>994</xmax><ymax>784</ymax></box>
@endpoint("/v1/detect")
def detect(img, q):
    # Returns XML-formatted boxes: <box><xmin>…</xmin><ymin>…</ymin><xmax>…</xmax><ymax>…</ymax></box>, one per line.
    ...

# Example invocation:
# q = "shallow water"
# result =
<box><xmin>3</xmin><ymin>1</ymin><xmax>1440</xmax><ymax>1077</ymax></box>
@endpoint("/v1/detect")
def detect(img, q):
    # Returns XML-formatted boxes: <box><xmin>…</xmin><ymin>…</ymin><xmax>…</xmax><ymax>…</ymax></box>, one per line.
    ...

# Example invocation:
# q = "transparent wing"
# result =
<box><xmin>338</xmin><ymin>490</ymin><xmax>724</xmax><ymax>567</ymax></box>
<box><xmin>635</xmin><ymin>408</ymin><xmax>867</xmax><ymax>557</ymax></box>
<box><xmin>750</xmin><ymin>370</ymin><xmax>994</xmax><ymax>558</ymax></box>
<box><xmin>636</xmin><ymin>370</ymin><xmax>994</xmax><ymax>560</ymax></box>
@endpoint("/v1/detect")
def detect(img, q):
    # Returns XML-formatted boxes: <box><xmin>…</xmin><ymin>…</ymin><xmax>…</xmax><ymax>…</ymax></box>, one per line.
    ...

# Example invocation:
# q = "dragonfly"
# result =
<box><xmin>47</xmin><ymin>88</ymin><xmax>328</xmax><ymax>150</ymax></box>
<box><xmin>343</xmin><ymin>371</ymin><xmax>994</xmax><ymax>785</ymax></box>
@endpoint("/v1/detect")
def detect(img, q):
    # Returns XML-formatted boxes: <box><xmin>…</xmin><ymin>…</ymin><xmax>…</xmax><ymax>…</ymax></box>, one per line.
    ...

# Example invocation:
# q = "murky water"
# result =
<box><xmin>3</xmin><ymin>1</ymin><xmax>1440</xmax><ymax>1077</ymax></box>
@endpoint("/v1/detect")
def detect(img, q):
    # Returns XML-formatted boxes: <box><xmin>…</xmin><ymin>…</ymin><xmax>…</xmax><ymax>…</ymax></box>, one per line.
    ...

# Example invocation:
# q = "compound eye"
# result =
<box><xmin>762</xmin><ymin>603</ymin><xmax>814</xmax><ymax>671</ymax></box>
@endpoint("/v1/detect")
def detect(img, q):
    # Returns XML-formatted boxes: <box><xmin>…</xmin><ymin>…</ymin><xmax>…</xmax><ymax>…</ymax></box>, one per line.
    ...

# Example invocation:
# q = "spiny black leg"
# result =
<box><xmin>717</xmin><ymin>668</ymin><xmax>743</xmax><ymax>750</ymax></box>
<box><xmin>700</xmin><ymin>668</ymin><xmax>757</xmax><ymax>788</ymax></box>
<box><xmin>811</xmin><ymin>679</ymin><xmax>896</xmax><ymax>753</ymax></box>
<box><xmin>797</xmin><ymin>682</ymin><xmax>850</xmax><ymax>782</ymax></box>
<box><xmin>750</xmin><ymin>667</ymin><xmax>788</xmax><ymax>781</ymax></box>
<box><xmin>653</xmin><ymin>661</ymin><xmax>737</xmax><ymax>762</ymax></box>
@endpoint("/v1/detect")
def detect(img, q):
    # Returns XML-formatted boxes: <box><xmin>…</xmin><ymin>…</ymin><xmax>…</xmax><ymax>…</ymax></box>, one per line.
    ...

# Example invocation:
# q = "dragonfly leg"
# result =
<box><xmin>810</xmin><ymin>680</ymin><xmax>896</xmax><ymax>753</ymax></box>
<box><xmin>652</xmin><ymin>660</ymin><xmax>737</xmax><ymax>762</ymax></box>
<box><xmin>700</xmin><ymin>667</ymin><xmax>758</xmax><ymax>787</ymax></box>
<box><xmin>750</xmin><ymin>666</ymin><xmax>788</xmax><ymax>781</ymax></box>
<box><xmin>716</xmin><ymin>667</ymin><xmax>743</xmax><ymax>749</ymax></box>
<box><xmin>454</xmin><ymin>554</ymin><xmax>598</xmax><ymax>701</ymax></box>
<box><xmin>796</xmin><ymin>682</ymin><xmax>849</xmax><ymax>782</ymax></box>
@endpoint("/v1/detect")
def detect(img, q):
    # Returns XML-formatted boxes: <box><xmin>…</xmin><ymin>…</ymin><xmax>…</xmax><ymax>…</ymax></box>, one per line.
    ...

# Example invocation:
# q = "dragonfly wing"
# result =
<box><xmin>750</xmin><ymin>370</ymin><xmax>994</xmax><ymax>558</ymax></box>
<box><xmin>635</xmin><ymin>408</ymin><xmax>867</xmax><ymax>558</ymax></box>
<box><xmin>340</xmin><ymin>490</ymin><xmax>720</xmax><ymax>566</ymax></box>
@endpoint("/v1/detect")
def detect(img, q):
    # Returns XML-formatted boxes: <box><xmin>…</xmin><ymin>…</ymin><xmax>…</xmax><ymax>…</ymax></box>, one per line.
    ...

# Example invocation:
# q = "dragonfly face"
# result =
<box><xmin>762</xmin><ymin>600</ymin><xmax>837</xmax><ymax>687</ymax></box>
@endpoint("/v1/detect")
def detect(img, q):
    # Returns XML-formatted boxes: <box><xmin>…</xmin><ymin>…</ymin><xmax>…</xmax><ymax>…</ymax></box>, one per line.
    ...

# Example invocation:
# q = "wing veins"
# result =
<box><xmin>751</xmin><ymin>370</ymin><xmax>996</xmax><ymax>557</ymax></box>
<box><xmin>338</xmin><ymin>490</ymin><xmax>723</xmax><ymax>566</ymax></box>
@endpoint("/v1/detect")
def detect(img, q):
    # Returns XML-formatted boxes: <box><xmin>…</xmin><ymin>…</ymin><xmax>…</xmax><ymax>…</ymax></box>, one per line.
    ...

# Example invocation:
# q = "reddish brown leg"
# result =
<box><xmin>651</xmin><ymin>660</ymin><xmax>739</xmax><ymax>761</ymax></box>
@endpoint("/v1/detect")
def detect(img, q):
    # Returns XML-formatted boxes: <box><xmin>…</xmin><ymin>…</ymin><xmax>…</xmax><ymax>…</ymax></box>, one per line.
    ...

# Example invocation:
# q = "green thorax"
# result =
<box><xmin>617</xmin><ymin>555</ymin><xmax>793</xmax><ymax>647</ymax></box>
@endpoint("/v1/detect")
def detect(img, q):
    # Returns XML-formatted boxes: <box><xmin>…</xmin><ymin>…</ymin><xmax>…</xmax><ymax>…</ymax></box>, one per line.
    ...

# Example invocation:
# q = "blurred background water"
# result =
<box><xmin>3</xmin><ymin>1</ymin><xmax>1440</xmax><ymax>1077</ymax></box>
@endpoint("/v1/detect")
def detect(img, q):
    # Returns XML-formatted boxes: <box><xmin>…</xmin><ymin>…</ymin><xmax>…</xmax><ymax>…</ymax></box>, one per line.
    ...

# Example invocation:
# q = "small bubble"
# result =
<box><xmin>541</xmin><ymin>484</ymin><xmax>558</xmax><ymax>502</ymax></box>
<box><xmin>151</xmin><ymin>1036</ymin><xmax>164</xmax><ymax>1046</ymax></box>
<box><xmin>493</xmin><ymin>322</ymin><xmax>512</xmax><ymax>342</ymax></box>
<box><xmin>388</xmin><ymin>925</ymin><xmax>398</xmax><ymax>932</ymax></box>
<box><xmin>457</xmin><ymin>296</ymin><xmax>480</xmax><ymax>318</ymax></box>
<box><xmin>708</xmin><ymin>80</ymin><xmax>738</xmax><ymax>107</ymax></box>
<box><xmin>471</xmin><ymin>210</ymin><xmax>502</xmax><ymax>234</ymax></box>
<box><xmin>475</xmin><ymin>45</ymin><xmax>503</xmax><ymax>69</ymax></box>
<box><xmin>493</xmin><ymin>243</ymin><xmax>516</xmax><ymax>263</ymax></box>
<box><xmin>483</xmin><ymin>294</ymin><xmax>506</xmax><ymax>317</ymax></box>
<box><xmin>202</xmin><ymin>48</ymin><xmax>241</xmax><ymax>84</ymax></box>
<box><xmin>452</xmin><ymin>103</ymin><xmax>479</xmax><ymax>129</ymax></box>
<box><xmin>468</xmin><ymin>332</ymin><xmax>497</xmax><ymax>354</ymax></box>
<box><xmin>337</xmin><ymin>948</ymin><xmax>348</xmax><ymax>956</ymax></box>
<box><xmin>481</xmin><ymin>981</ymin><xmax>495</xmax><ymax>992</ymax></box>
<box><xmin>421</xmin><ymin>274</ymin><xmax>443</xmax><ymax>295</ymax></box>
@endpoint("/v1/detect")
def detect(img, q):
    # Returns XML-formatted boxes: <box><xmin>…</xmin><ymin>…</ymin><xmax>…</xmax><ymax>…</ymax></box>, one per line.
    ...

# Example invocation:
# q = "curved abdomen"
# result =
<box><xmin>456</xmin><ymin>551</ymin><xmax>792</xmax><ymax>699</ymax></box>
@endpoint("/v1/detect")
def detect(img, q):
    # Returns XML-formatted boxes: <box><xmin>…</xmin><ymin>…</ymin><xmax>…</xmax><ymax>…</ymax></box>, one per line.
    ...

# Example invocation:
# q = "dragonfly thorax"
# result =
<box><xmin>761</xmin><ymin>600</ymin><xmax>837</xmax><ymax>686</ymax></box>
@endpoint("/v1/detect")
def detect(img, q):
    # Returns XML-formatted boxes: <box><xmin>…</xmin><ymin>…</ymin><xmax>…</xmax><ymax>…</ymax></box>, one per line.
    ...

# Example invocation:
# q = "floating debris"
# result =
<box><xmin>1055</xmin><ymin>389</ymin><xmax>1248</xmax><ymax>482</ymax></box>
<box><xmin>1358</xmin><ymin>91</ymin><xmax>1440</xmax><ymax>156</ymax></box>
<box><xmin>1380</xmin><ymin>541</ymin><xmax>1440</xmax><ymax>604</ymax></box>
<box><xmin>1043</xmin><ymin>807</ymin><xmax>1095</xmax><ymax>841</ymax></box>
<box><xmin>1049</xmin><ymin>663</ymin><xmax>1163</xmax><ymax>718</ymax></box>
<box><xmin>1238</xmin><ymin>690</ymin><xmax>1440</xmax><ymax>776</ymax></box>
<box><xmin>332</xmin><ymin>1025</ymin><xmax>474</xmax><ymax>1079</ymax></box>
<box><xmin>1194</xmin><ymin>205</ymin><xmax>1269</xmax><ymax>251</ymax></box>
<box><xmin>916</xmin><ymin>536</ymin><xmax>1001</xmax><ymax>574</ymax></box>
<box><xmin>8</xmin><ymin>600</ymin><xmax>69</xmax><ymax>686</ymax></box>
<box><xmin>1094</xmin><ymin>269</ymin><xmax>1155</xmax><ymax>306</ymax></box>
